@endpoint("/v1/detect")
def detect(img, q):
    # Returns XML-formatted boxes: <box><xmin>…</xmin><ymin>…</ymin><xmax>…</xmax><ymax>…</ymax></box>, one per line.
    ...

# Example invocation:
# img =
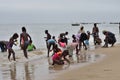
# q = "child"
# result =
<box><xmin>44</xmin><ymin>30</ymin><xmax>51</xmax><ymax>50</ymax></box>
<box><xmin>7</xmin><ymin>33</ymin><xmax>19</xmax><ymax>61</ymax></box>
<box><xmin>52</xmin><ymin>49</ymin><xmax>63</xmax><ymax>65</ymax></box>
<box><xmin>84</xmin><ymin>31</ymin><xmax>91</xmax><ymax>46</ymax></box>
<box><xmin>27</xmin><ymin>40</ymin><xmax>36</xmax><ymax>51</ymax></box>
<box><xmin>20</xmin><ymin>27</ymin><xmax>32</xmax><ymax>59</ymax></box>
<box><xmin>47</xmin><ymin>36</ymin><xmax>56</xmax><ymax>57</ymax></box>
<box><xmin>61</xmin><ymin>50</ymin><xmax>70</xmax><ymax>64</ymax></box>
<box><xmin>66</xmin><ymin>34</ymin><xmax>79</xmax><ymax>57</ymax></box>
<box><xmin>52</xmin><ymin>49</ymin><xmax>70</xmax><ymax>65</ymax></box>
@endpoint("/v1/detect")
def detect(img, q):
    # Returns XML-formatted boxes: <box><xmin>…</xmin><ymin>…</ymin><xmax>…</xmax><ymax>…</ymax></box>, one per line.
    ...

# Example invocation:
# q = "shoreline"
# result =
<box><xmin>0</xmin><ymin>43</ymin><xmax>120</xmax><ymax>80</ymax></box>
<box><xmin>0</xmin><ymin>49</ymin><xmax>45</xmax><ymax>65</ymax></box>
<box><xmin>53</xmin><ymin>43</ymin><xmax>120</xmax><ymax>80</ymax></box>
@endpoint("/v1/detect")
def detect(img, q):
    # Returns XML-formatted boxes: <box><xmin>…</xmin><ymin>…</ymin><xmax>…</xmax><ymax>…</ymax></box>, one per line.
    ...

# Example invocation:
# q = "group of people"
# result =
<box><xmin>0</xmin><ymin>27</ymin><xmax>36</xmax><ymax>61</ymax></box>
<box><xmin>45</xmin><ymin>30</ymin><xmax>71</xmax><ymax>65</ymax></box>
<box><xmin>92</xmin><ymin>23</ymin><xmax>116</xmax><ymax>47</ymax></box>
<box><xmin>0</xmin><ymin>24</ymin><xmax>116</xmax><ymax>63</ymax></box>
<box><xmin>77</xmin><ymin>23</ymin><xmax>116</xmax><ymax>48</ymax></box>
<box><xmin>0</xmin><ymin>39</ymin><xmax>36</xmax><ymax>53</ymax></box>
<box><xmin>44</xmin><ymin>23</ymin><xmax>117</xmax><ymax>65</ymax></box>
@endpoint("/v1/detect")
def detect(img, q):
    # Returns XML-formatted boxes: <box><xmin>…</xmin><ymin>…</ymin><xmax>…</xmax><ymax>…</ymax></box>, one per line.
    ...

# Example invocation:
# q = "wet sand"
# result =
<box><xmin>54</xmin><ymin>44</ymin><xmax>120</xmax><ymax>80</ymax></box>
<box><xmin>0</xmin><ymin>45</ymin><xmax>106</xmax><ymax>80</ymax></box>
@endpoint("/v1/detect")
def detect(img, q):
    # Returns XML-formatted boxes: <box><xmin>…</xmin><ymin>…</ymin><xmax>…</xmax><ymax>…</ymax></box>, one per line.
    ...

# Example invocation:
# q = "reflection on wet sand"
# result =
<box><xmin>10</xmin><ymin>63</ymin><xmax>16</xmax><ymax>80</ymax></box>
<box><xmin>48</xmin><ymin>57</ymin><xmax>70</xmax><ymax>71</ymax></box>
<box><xmin>0</xmin><ymin>49</ymin><xmax>105</xmax><ymax>80</ymax></box>
<box><xmin>1</xmin><ymin>62</ymin><xmax>34</xmax><ymax>80</ymax></box>
<box><xmin>24</xmin><ymin>62</ymin><xmax>34</xmax><ymax>80</ymax></box>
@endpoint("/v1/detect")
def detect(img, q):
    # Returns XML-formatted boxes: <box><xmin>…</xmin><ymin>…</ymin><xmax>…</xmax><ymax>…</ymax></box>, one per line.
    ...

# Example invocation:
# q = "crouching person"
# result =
<box><xmin>61</xmin><ymin>50</ymin><xmax>70</xmax><ymax>64</ymax></box>
<box><xmin>52</xmin><ymin>50</ymin><xmax>63</xmax><ymax>65</ymax></box>
<box><xmin>102</xmin><ymin>30</ymin><xmax>116</xmax><ymax>47</ymax></box>
<box><xmin>52</xmin><ymin>50</ymin><xmax>70</xmax><ymax>65</ymax></box>
<box><xmin>27</xmin><ymin>40</ymin><xmax>36</xmax><ymax>51</ymax></box>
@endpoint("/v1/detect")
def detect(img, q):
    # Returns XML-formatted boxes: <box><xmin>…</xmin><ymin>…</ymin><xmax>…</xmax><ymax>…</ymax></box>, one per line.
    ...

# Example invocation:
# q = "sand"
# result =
<box><xmin>0</xmin><ymin>44</ymin><xmax>120</xmax><ymax>80</ymax></box>
<box><xmin>54</xmin><ymin>44</ymin><xmax>120</xmax><ymax>80</ymax></box>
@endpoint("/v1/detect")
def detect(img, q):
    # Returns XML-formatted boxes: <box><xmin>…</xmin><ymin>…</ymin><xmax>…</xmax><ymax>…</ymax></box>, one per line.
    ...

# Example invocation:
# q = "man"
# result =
<box><xmin>92</xmin><ymin>23</ymin><xmax>99</xmax><ymax>45</ymax></box>
<box><xmin>102</xmin><ymin>30</ymin><xmax>116</xmax><ymax>47</ymax></box>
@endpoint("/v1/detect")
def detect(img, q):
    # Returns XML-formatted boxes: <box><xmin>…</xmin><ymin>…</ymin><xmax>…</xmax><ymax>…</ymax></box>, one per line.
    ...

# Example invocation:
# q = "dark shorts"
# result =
<box><xmin>24</xmin><ymin>41</ymin><xmax>30</xmax><ymax>48</ymax></box>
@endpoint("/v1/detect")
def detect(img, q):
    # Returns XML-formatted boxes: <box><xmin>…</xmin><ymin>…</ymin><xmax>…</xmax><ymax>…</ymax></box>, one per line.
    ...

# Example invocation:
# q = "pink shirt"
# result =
<box><xmin>52</xmin><ymin>53</ymin><xmax>60</xmax><ymax>61</ymax></box>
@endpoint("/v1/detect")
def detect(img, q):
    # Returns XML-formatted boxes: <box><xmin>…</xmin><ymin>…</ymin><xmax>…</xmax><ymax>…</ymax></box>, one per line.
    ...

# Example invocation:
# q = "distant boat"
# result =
<box><xmin>71</xmin><ymin>23</ymin><xmax>80</xmax><ymax>26</ymax></box>
<box><xmin>110</xmin><ymin>22</ymin><xmax>120</xmax><ymax>24</ymax></box>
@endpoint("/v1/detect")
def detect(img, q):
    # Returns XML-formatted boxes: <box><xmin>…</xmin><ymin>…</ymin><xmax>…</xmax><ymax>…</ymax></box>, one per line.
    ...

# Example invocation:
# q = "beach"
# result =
<box><xmin>54</xmin><ymin>44</ymin><xmax>120</xmax><ymax>80</ymax></box>
<box><xmin>0</xmin><ymin>23</ymin><xmax>120</xmax><ymax>80</ymax></box>
<box><xmin>0</xmin><ymin>42</ymin><xmax>120</xmax><ymax>80</ymax></box>
<box><xmin>0</xmin><ymin>0</ymin><xmax>120</xmax><ymax>80</ymax></box>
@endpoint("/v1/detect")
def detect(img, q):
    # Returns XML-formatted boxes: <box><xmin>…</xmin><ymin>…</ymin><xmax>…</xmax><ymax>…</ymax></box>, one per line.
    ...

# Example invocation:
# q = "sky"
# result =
<box><xmin>0</xmin><ymin>0</ymin><xmax>120</xmax><ymax>24</ymax></box>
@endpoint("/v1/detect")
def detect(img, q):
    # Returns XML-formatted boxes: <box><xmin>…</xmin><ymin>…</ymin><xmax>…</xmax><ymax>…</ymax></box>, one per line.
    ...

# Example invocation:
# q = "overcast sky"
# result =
<box><xmin>0</xmin><ymin>0</ymin><xmax>120</xmax><ymax>24</ymax></box>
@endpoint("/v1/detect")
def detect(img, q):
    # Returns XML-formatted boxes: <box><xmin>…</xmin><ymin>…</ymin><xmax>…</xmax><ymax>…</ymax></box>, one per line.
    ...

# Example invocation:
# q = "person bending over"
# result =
<box><xmin>102</xmin><ymin>30</ymin><xmax>116</xmax><ymax>47</ymax></box>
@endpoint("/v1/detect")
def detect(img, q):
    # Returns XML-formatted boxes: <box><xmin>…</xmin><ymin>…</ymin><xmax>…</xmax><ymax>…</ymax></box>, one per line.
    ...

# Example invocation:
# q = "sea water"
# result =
<box><xmin>0</xmin><ymin>23</ymin><xmax>120</xmax><ymax>50</ymax></box>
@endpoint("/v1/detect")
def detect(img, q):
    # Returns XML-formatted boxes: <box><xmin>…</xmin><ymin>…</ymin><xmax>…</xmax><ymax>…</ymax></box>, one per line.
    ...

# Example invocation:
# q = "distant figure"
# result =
<box><xmin>78</xmin><ymin>26</ymin><xmax>85</xmax><ymax>34</ymax></box>
<box><xmin>0</xmin><ymin>41</ymin><xmax>8</xmax><ymax>52</ymax></box>
<box><xmin>92</xmin><ymin>23</ymin><xmax>99</xmax><ymax>45</ymax></box>
<box><xmin>119</xmin><ymin>23</ymin><xmax>120</xmax><ymax>33</ymax></box>
<box><xmin>94</xmin><ymin>36</ymin><xmax>102</xmax><ymax>45</ymax></box>
<box><xmin>70</xmin><ymin>34</ymin><xmax>79</xmax><ymax>55</ymax></box>
<box><xmin>59</xmin><ymin>32</ymin><xmax>69</xmax><ymax>45</ymax></box>
<box><xmin>27</xmin><ymin>40</ymin><xmax>36</xmax><ymax>51</ymax></box>
<box><xmin>20</xmin><ymin>27</ymin><xmax>32</xmax><ymax>59</ymax></box>
<box><xmin>7</xmin><ymin>33</ymin><xmax>19</xmax><ymax>61</ymax></box>
<box><xmin>84</xmin><ymin>31</ymin><xmax>91</xmax><ymax>46</ymax></box>
<box><xmin>77</xmin><ymin>26</ymin><xmax>87</xmax><ymax>50</ymax></box>
<box><xmin>64</xmin><ymin>32</ymin><xmax>69</xmax><ymax>45</ymax></box>
<box><xmin>79</xmin><ymin>32</ymin><xmax>88</xmax><ymax>50</ymax></box>
<box><xmin>102</xmin><ymin>30</ymin><xmax>116</xmax><ymax>47</ymax></box>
